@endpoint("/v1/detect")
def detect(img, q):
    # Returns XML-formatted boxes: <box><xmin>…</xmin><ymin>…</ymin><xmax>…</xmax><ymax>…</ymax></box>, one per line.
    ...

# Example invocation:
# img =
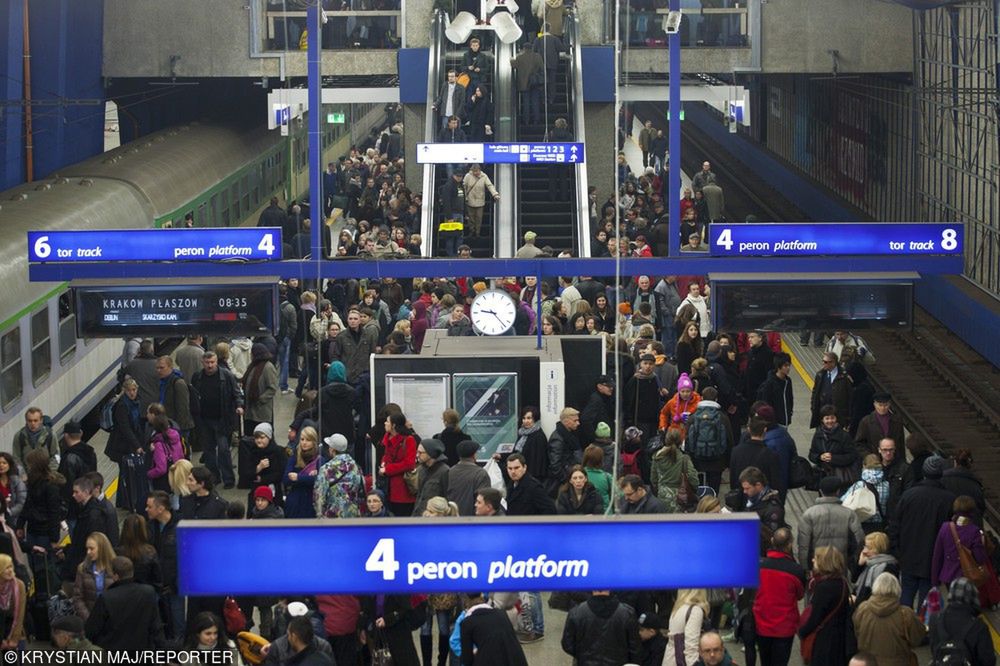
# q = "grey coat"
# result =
<box><xmin>447</xmin><ymin>461</ymin><xmax>491</xmax><ymax>516</ymax></box>
<box><xmin>797</xmin><ymin>497</ymin><xmax>865</xmax><ymax>570</ymax></box>
<box><xmin>242</xmin><ymin>362</ymin><xmax>278</xmax><ymax>424</ymax></box>
<box><xmin>413</xmin><ymin>459</ymin><xmax>450</xmax><ymax>516</ymax></box>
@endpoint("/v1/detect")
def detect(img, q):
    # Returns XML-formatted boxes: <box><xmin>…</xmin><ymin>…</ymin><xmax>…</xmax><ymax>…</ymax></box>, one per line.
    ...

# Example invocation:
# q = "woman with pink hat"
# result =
<box><xmin>659</xmin><ymin>373</ymin><xmax>702</xmax><ymax>442</ymax></box>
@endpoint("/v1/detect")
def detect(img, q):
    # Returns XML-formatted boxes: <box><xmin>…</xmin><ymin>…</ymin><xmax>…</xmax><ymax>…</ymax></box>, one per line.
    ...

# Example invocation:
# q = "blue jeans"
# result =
<box><xmin>277</xmin><ymin>336</ymin><xmax>292</xmax><ymax>390</ymax></box>
<box><xmin>440</xmin><ymin>228</ymin><xmax>463</xmax><ymax>257</ymax></box>
<box><xmin>521</xmin><ymin>87</ymin><xmax>542</xmax><ymax>125</ymax></box>
<box><xmin>901</xmin><ymin>572</ymin><xmax>932</xmax><ymax>610</ymax></box>
<box><xmin>527</xmin><ymin>591</ymin><xmax>544</xmax><ymax>635</ymax></box>
<box><xmin>198</xmin><ymin>418</ymin><xmax>235</xmax><ymax>487</ymax></box>
<box><xmin>165</xmin><ymin>593</ymin><xmax>186</xmax><ymax>640</ymax></box>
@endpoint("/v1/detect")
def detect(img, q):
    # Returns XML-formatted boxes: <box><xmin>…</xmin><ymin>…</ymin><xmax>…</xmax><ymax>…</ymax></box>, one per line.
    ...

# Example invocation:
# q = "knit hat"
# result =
<box><xmin>524</xmin><ymin>231</ymin><xmax>537</xmax><ymax>242</ymax></box>
<box><xmin>51</xmin><ymin>615</ymin><xmax>85</xmax><ymax>634</ymax></box>
<box><xmin>595</xmin><ymin>422</ymin><xmax>612</xmax><ymax>439</ymax></box>
<box><xmin>625</xmin><ymin>426</ymin><xmax>643</xmax><ymax>441</ymax></box>
<box><xmin>254</xmin><ymin>423</ymin><xmax>274</xmax><ymax>440</ymax></box>
<box><xmin>421</xmin><ymin>438</ymin><xmax>445</xmax><ymax>459</ymax></box>
<box><xmin>327</xmin><ymin>360</ymin><xmax>347</xmax><ymax>384</ymax></box>
<box><xmin>287</xmin><ymin>601</ymin><xmax>310</xmax><ymax>617</ymax></box>
<box><xmin>755</xmin><ymin>405</ymin><xmax>776</xmax><ymax>424</ymax></box>
<box><xmin>253</xmin><ymin>486</ymin><xmax>274</xmax><ymax>503</ymax></box>
<box><xmin>324</xmin><ymin>433</ymin><xmax>349</xmax><ymax>453</ymax></box>
<box><xmin>947</xmin><ymin>577</ymin><xmax>981</xmax><ymax>610</ymax></box>
<box><xmin>677</xmin><ymin>373</ymin><xmax>694</xmax><ymax>391</ymax></box>
<box><xmin>457</xmin><ymin>440</ymin><xmax>480</xmax><ymax>459</ymax></box>
<box><xmin>923</xmin><ymin>454</ymin><xmax>950</xmax><ymax>479</ymax></box>
<box><xmin>251</xmin><ymin>342</ymin><xmax>272</xmax><ymax>362</ymax></box>
<box><xmin>595</xmin><ymin>374</ymin><xmax>615</xmax><ymax>387</ymax></box>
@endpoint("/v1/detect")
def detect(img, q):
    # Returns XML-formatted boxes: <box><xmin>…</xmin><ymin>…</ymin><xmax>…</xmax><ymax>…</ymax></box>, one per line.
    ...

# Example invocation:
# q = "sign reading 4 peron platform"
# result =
<box><xmin>709</xmin><ymin>223</ymin><xmax>963</xmax><ymax>257</ymax></box>
<box><xmin>27</xmin><ymin>228</ymin><xmax>283</xmax><ymax>262</ymax></box>
<box><xmin>178</xmin><ymin>515</ymin><xmax>760</xmax><ymax>595</ymax></box>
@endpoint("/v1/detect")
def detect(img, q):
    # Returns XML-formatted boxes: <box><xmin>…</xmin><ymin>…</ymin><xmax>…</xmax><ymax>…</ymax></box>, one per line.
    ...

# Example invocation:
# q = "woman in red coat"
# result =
<box><xmin>379</xmin><ymin>412</ymin><xmax>417</xmax><ymax>516</ymax></box>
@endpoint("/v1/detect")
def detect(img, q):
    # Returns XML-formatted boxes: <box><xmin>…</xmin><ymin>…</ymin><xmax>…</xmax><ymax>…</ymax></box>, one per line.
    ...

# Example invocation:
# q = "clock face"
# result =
<box><xmin>470</xmin><ymin>290</ymin><xmax>517</xmax><ymax>336</ymax></box>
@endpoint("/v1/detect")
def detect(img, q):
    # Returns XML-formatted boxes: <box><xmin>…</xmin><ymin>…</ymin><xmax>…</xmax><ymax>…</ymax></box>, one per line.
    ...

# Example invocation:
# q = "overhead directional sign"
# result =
<box><xmin>27</xmin><ymin>228</ymin><xmax>283</xmax><ymax>263</ymax></box>
<box><xmin>416</xmin><ymin>142</ymin><xmax>585</xmax><ymax>165</ymax></box>
<box><xmin>709</xmin><ymin>223</ymin><xmax>964</xmax><ymax>257</ymax></box>
<box><xmin>178</xmin><ymin>515</ymin><xmax>760</xmax><ymax>595</ymax></box>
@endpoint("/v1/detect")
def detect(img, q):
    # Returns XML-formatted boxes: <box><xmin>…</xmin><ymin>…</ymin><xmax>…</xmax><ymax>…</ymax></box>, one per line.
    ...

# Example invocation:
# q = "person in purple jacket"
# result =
<box><xmin>931</xmin><ymin>495</ymin><xmax>990</xmax><ymax>590</ymax></box>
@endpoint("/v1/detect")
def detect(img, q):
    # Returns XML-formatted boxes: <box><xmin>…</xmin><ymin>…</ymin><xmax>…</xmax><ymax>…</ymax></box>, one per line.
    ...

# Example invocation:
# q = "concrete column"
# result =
<box><xmin>583</xmin><ymin>103</ymin><xmax>615</xmax><ymax>203</ymax></box>
<box><xmin>402</xmin><ymin>103</ymin><xmax>426</xmax><ymax>195</ymax></box>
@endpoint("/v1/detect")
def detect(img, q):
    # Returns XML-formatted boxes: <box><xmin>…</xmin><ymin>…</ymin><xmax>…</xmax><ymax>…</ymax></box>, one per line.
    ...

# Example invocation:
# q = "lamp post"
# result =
<box><xmin>668</xmin><ymin>0</ymin><xmax>681</xmax><ymax>257</ymax></box>
<box><xmin>308</xmin><ymin>1</ymin><xmax>323</xmax><ymax>260</ymax></box>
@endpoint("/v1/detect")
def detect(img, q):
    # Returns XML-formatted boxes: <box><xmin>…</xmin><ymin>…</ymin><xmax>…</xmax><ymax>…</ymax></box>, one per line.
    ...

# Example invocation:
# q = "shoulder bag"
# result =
<box><xmin>950</xmin><ymin>522</ymin><xmax>991</xmax><ymax>587</ymax></box>
<box><xmin>800</xmin><ymin>580</ymin><xmax>847</xmax><ymax>664</ymax></box>
<box><xmin>675</xmin><ymin>457</ymin><xmax>698</xmax><ymax>512</ymax></box>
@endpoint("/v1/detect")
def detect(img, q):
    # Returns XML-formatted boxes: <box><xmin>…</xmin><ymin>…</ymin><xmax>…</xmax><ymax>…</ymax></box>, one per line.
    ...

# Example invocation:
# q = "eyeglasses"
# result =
<box><xmin>822</xmin><ymin>359</ymin><xmax>835</xmax><ymax>365</ymax></box>
<box><xmin>879</xmin><ymin>448</ymin><xmax>896</xmax><ymax>454</ymax></box>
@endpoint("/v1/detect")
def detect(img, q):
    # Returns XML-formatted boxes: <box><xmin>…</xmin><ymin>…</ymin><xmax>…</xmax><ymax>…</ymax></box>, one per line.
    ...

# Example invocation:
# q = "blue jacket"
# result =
<box><xmin>764</xmin><ymin>426</ymin><xmax>796</xmax><ymax>492</ymax></box>
<box><xmin>283</xmin><ymin>454</ymin><xmax>327</xmax><ymax>519</ymax></box>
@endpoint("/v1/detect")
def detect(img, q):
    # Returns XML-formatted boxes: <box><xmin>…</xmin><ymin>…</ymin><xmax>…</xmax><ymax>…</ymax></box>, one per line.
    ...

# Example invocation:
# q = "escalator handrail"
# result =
<box><xmin>420</xmin><ymin>10</ymin><xmax>448</xmax><ymax>257</ymax></box>
<box><xmin>566</xmin><ymin>14</ymin><xmax>591</xmax><ymax>258</ymax></box>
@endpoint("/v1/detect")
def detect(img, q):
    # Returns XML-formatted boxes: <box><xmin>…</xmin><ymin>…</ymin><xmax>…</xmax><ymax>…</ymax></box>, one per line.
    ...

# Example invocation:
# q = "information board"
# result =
<box><xmin>708</xmin><ymin>223</ymin><xmax>963</xmax><ymax>257</ymax></box>
<box><xmin>178</xmin><ymin>515</ymin><xmax>760</xmax><ymax>595</ymax></box>
<box><xmin>75</xmin><ymin>283</ymin><xmax>277</xmax><ymax>337</ymax></box>
<box><xmin>27</xmin><ymin>228</ymin><xmax>283</xmax><ymax>262</ymax></box>
<box><xmin>453</xmin><ymin>373</ymin><xmax>518</xmax><ymax>459</ymax></box>
<box><xmin>416</xmin><ymin>142</ymin><xmax>585</xmax><ymax>165</ymax></box>
<box><xmin>385</xmin><ymin>374</ymin><xmax>451</xmax><ymax>443</ymax></box>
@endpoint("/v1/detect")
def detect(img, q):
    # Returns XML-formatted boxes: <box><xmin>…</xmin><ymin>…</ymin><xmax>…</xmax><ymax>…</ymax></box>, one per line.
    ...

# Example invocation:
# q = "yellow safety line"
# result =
<box><xmin>984</xmin><ymin>614</ymin><xmax>1000</xmax><ymax>653</ymax></box>
<box><xmin>781</xmin><ymin>339</ymin><xmax>815</xmax><ymax>391</ymax></box>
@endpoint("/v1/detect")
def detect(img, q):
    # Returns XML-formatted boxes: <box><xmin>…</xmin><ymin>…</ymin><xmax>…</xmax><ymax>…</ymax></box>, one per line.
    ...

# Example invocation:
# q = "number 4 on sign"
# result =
<box><xmin>716</xmin><ymin>228</ymin><xmax>733</xmax><ymax>251</ymax></box>
<box><xmin>365</xmin><ymin>538</ymin><xmax>400</xmax><ymax>580</ymax></box>
<box><xmin>258</xmin><ymin>233</ymin><xmax>276</xmax><ymax>256</ymax></box>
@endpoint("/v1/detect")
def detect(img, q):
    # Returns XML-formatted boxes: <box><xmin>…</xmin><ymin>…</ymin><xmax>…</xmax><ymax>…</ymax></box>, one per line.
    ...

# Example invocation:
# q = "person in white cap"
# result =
<box><xmin>313</xmin><ymin>434</ymin><xmax>366</xmax><ymax>518</ymax></box>
<box><xmin>260</xmin><ymin>600</ymin><xmax>334</xmax><ymax>665</ymax></box>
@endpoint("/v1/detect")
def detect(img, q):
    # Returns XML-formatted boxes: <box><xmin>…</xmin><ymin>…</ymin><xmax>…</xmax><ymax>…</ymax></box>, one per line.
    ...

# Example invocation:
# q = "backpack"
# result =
<box><xmin>930</xmin><ymin>613</ymin><xmax>975</xmax><ymax>665</ymax></box>
<box><xmin>99</xmin><ymin>393</ymin><xmax>122</xmax><ymax>432</ymax></box>
<box><xmin>686</xmin><ymin>407</ymin><xmax>726</xmax><ymax>459</ymax></box>
<box><xmin>620</xmin><ymin>450</ymin><xmax>641</xmax><ymax>478</ymax></box>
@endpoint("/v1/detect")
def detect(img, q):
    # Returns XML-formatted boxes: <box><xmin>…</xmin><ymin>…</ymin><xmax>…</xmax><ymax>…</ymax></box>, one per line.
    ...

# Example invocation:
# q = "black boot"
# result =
<box><xmin>420</xmin><ymin>633</ymin><xmax>434</xmax><ymax>666</ymax></box>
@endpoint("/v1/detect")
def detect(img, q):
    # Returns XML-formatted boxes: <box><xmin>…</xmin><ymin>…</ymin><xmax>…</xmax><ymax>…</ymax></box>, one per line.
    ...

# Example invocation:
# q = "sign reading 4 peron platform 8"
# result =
<box><xmin>709</xmin><ymin>223</ymin><xmax>963</xmax><ymax>257</ymax></box>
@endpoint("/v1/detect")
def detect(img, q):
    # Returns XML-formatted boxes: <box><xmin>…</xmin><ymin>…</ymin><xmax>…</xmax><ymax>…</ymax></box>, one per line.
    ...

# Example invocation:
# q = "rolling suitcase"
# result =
<box><xmin>237</xmin><ymin>415</ymin><xmax>256</xmax><ymax>490</ymax></box>
<box><xmin>120</xmin><ymin>452</ymin><xmax>150</xmax><ymax>513</ymax></box>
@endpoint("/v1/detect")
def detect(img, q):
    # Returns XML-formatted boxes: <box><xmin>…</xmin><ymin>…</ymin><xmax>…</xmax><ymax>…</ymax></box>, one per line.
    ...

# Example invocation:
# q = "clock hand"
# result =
<box><xmin>480</xmin><ymin>309</ymin><xmax>497</xmax><ymax>315</ymax></box>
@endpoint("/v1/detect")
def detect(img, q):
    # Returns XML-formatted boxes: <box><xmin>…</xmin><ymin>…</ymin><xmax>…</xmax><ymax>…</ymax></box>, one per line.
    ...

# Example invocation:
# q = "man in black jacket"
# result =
<box><xmin>579</xmin><ymin>376</ymin><xmax>614</xmax><ymax>448</ymax></box>
<box><xmin>58</xmin><ymin>420</ymin><xmax>97</xmax><ymax>523</ymax></box>
<box><xmin>505</xmin><ymin>454</ymin><xmax>556</xmax><ymax>516</ymax></box>
<box><xmin>618</xmin><ymin>475</ymin><xmax>668</xmax><ymax>514</ymax></box>
<box><xmin>257</xmin><ymin>196</ymin><xmax>286</xmax><ymax>228</ymax></box>
<box><xmin>191</xmin><ymin>351</ymin><xmax>244</xmax><ymax>489</ymax></box>
<box><xmin>546</xmin><ymin>408</ymin><xmax>581</xmax><ymax>495</ymax></box>
<box><xmin>178</xmin><ymin>466</ymin><xmax>229</xmax><ymax>520</ymax></box>
<box><xmin>729</xmin><ymin>418</ymin><xmax>782</xmax><ymax>498</ymax></box>
<box><xmin>62</xmin><ymin>476</ymin><xmax>107</xmax><ymax>583</ymax></box>
<box><xmin>757</xmin><ymin>353</ymin><xmax>794</xmax><ymax>426</ymax></box>
<box><xmin>561</xmin><ymin>591</ymin><xmax>641</xmax><ymax>665</ymax></box>
<box><xmin>85</xmin><ymin>472</ymin><xmax>119</xmax><ymax>547</ymax></box>
<box><xmin>889</xmin><ymin>455</ymin><xmax>956</xmax><ymax>609</ymax></box>
<box><xmin>86</xmin><ymin>556</ymin><xmax>164</xmax><ymax>651</ymax></box>
<box><xmin>146</xmin><ymin>491</ymin><xmax>181</xmax><ymax>639</ymax></box>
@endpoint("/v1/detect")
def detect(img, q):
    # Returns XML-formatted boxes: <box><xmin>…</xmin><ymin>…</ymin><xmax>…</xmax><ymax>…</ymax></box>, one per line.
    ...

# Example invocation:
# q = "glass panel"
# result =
<box><xmin>261</xmin><ymin>0</ymin><xmax>402</xmax><ymax>51</ymax></box>
<box><xmin>1</xmin><ymin>328</ymin><xmax>21</xmax><ymax>410</ymax></box>
<box><xmin>58</xmin><ymin>292</ymin><xmax>76</xmax><ymax>364</ymax></box>
<box><xmin>30</xmin><ymin>309</ymin><xmax>50</xmax><ymax>386</ymax></box>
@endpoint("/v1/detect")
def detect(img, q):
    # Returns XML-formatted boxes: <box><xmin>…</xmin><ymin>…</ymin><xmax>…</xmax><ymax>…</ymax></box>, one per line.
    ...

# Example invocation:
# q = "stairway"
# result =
<box><xmin>516</xmin><ymin>57</ymin><xmax>576</xmax><ymax>255</ymax></box>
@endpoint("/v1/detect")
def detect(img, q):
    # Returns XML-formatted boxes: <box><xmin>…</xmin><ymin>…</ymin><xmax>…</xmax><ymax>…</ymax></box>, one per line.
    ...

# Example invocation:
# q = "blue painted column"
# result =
<box><xmin>308</xmin><ymin>2</ymin><xmax>323</xmax><ymax>259</ymax></box>
<box><xmin>0</xmin><ymin>0</ymin><xmax>25</xmax><ymax>188</ymax></box>
<box><xmin>667</xmin><ymin>0</ymin><xmax>681</xmax><ymax>257</ymax></box>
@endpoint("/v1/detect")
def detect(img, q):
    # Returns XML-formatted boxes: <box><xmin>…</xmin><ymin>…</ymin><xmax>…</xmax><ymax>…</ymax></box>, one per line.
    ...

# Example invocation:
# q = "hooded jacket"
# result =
<box><xmin>852</xmin><ymin>594</ymin><xmax>926</xmax><ymax>666</ymax></box>
<box><xmin>658</xmin><ymin>391</ymin><xmax>701</xmax><ymax>440</ymax></box>
<box><xmin>797</xmin><ymin>496</ymin><xmax>865</xmax><ymax>570</ymax></box>
<box><xmin>561</xmin><ymin>595</ymin><xmax>641</xmax><ymax>666</ymax></box>
<box><xmin>313</xmin><ymin>453</ymin><xmax>365</xmax><ymax>518</ymax></box>
<box><xmin>754</xmin><ymin>550</ymin><xmax>806</xmax><ymax>637</ymax></box>
<box><xmin>889</xmin><ymin>478</ymin><xmax>956</xmax><ymax>578</ymax></box>
<box><xmin>650</xmin><ymin>447</ymin><xmax>699</xmax><ymax>513</ymax></box>
<box><xmin>547</xmin><ymin>422</ymin><xmax>581</xmax><ymax>487</ymax></box>
<box><xmin>757</xmin><ymin>370</ymin><xmax>793</xmax><ymax>426</ymax></box>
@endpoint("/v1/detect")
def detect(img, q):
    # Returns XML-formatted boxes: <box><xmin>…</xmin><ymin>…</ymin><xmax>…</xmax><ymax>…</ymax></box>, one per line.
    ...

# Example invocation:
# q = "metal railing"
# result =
<box><xmin>419</xmin><ymin>10</ymin><xmax>447</xmax><ymax>257</ymax></box>
<box><xmin>566</xmin><ymin>14</ymin><xmax>591</xmax><ymax>258</ymax></box>
<box><xmin>261</xmin><ymin>3</ymin><xmax>402</xmax><ymax>51</ymax></box>
<box><xmin>604</xmin><ymin>1</ymin><xmax>751</xmax><ymax>48</ymax></box>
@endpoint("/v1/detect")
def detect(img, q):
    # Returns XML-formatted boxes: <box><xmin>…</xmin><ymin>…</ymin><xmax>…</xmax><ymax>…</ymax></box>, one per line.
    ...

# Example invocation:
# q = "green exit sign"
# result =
<box><xmin>327</xmin><ymin>112</ymin><xmax>346</xmax><ymax>124</ymax></box>
<box><xmin>666</xmin><ymin>110</ymin><xmax>685</xmax><ymax>121</ymax></box>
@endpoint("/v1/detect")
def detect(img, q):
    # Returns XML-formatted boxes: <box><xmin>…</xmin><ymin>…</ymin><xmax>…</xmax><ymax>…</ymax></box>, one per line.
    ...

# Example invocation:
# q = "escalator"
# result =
<box><xmin>421</xmin><ymin>15</ymin><xmax>512</xmax><ymax>257</ymax></box>
<box><xmin>514</xmin><ymin>15</ymin><xmax>589</xmax><ymax>256</ymax></box>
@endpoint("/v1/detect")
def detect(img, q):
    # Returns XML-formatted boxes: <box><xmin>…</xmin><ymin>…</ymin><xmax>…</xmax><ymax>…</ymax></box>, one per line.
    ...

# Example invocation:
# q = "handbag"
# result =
<box><xmin>790</xmin><ymin>456</ymin><xmax>821</xmax><ymax>491</ymax></box>
<box><xmin>223</xmin><ymin>596</ymin><xmax>248</xmax><ymax>635</ymax></box>
<box><xmin>950</xmin><ymin>522</ymin><xmax>991</xmax><ymax>587</ymax></box>
<box><xmin>483</xmin><ymin>458</ymin><xmax>505</xmax><ymax>493</ymax></box>
<box><xmin>403</xmin><ymin>467</ymin><xmax>420</xmax><ymax>497</ymax></box>
<box><xmin>371</xmin><ymin>628</ymin><xmax>394</xmax><ymax>666</ymax></box>
<box><xmin>800</xmin><ymin>580</ymin><xmax>847</xmax><ymax>664</ymax></box>
<box><xmin>676</xmin><ymin>457</ymin><xmax>698</xmax><ymax>512</ymax></box>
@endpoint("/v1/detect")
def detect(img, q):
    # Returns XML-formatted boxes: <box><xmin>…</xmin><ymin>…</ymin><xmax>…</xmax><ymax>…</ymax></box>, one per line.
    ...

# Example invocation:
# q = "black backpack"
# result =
<box><xmin>931</xmin><ymin>616</ymin><xmax>975</xmax><ymax>665</ymax></box>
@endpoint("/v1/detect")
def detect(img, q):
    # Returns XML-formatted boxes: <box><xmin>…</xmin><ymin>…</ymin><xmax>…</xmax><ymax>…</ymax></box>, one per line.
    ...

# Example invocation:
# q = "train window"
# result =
<box><xmin>254</xmin><ymin>165</ymin><xmax>261</xmax><ymax>205</ymax></box>
<box><xmin>241</xmin><ymin>174</ymin><xmax>250</xmax><ymax>213</ymax></box>
<box><xmin>58</xmin><ymin>293</ymin><xmax>76</xmax><ymax>364</ymax></box>
<box><xmin>230</xmin><ymin>183</ymin><xmax>240</xmax><ymax>222</ymax></box>
<box><xmin>197</xmin><ymin>202</ymin><xmax>207</xmax><ymax>227</ymax></box>
<box><xmin>221</xmin><ymin>207</ymin><xmax>230</xmax><ymax>227</ymax></box>
<box><xmin>30</xmin><ymin>308</ymin><xmax>50</xmax><ymax>386</ymax></box>
<box><xmin>210</xmin><ymin>193</ymin><xmax>219</xmax><ymax>226</ymax></box>
<box><xmin>0</xmin><ymin>328</ymin><xmax>21</xmax><ymax>410</ymax></box>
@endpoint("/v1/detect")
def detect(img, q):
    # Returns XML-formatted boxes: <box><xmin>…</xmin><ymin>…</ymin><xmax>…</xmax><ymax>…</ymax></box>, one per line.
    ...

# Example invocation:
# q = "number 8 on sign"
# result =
<box><xmin>941</xmin><ymin>229</ymin><xmax>958</xmax><ymax>251</ymax></box>
<box><xmin>365</xmin><ymin>538</ymin><xmax>401</xmax><ymax>580</ymax></box>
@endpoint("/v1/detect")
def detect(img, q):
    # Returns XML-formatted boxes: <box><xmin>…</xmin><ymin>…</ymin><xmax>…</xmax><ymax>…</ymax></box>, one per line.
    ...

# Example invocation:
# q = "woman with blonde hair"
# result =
<box><xmin>283</xmin><ymin>426</ymin><xmax>325</xmax><ymax>518</ymax></box>
<box><xmin>168</xmin><ymin>459</ymin><xmax>194</xmax><ymax>499</ymax></box>
<box><xmin>854</xmin><ymin>531</ymin><xmax>898</xmax><ymax>605</ymax></box>
<box><xmin>72</xmin><ymin>532</ymin><xmax>115</xmax><ymax>620</ymax></box>
<box><xmin>665</xmin><ymin>588</ymin><xmax>709</xmax><ymax>665</ymax></box>
<box><xmin>0</xmin><ymin>553</ymin><xmax>25</xmax><ymax>651</ymax></box>
<box><xmin>853</xmin><ymin>572</ymin><xmax>925</xmax><ymax>666</ymax></box>
<box><xmin>798</xmin><ymin>546</ymin><xmax>852</xmax><ymax>666</ymax></box>
<box><xmin>420</xmin><ymin>495</ymin><xmax>459</xmax><ymax>666</ymax></box>
<box><xmin>422</xmin><ymin>496</ymin><xmax>459</xmax><ymax>517</ymax></box>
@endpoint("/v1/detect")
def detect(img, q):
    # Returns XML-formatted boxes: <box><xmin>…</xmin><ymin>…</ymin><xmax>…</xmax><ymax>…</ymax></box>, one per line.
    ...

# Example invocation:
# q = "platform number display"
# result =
<box><xmin>365</xmin><ymin>538</ymin><xmax>401</xmax><ymax>580</ymax></box>
<box><xmin>258</xmin><ymin>233</ymin><xmax>276</xmax><ymax>256</ymax></box>
<box><xmin>941</xmin><ymin>228</ymin><xmax>958</xmax><ymax>251</ymax></box>
<box><xmin>33</xmin><ymin>235</ymin><xmax>51</xmax><ymax>259</ymax></box>
<box><xmin>715</xmin><ymin>228</ymin><xmax>733</xmax><ymax>252</ymax></box>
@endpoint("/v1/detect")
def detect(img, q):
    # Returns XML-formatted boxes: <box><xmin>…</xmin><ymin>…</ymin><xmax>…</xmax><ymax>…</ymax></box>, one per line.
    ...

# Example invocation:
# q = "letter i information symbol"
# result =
<box><xmin>365</xmin><ymin>538</ymin><xmax>401</xmax><ymax>580</ymax></box>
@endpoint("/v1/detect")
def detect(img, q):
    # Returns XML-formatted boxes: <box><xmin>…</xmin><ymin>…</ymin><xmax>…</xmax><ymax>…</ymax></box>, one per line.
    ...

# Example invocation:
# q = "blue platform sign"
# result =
<box><xmin>709</xmin><ymin>223</ymin><xmax>963</xmax><ymax>257</ymax></box>
<box><xmin>178</xmin><ymin>516</ymin><xmax>760</xmax><ymax>596</ymax></box>
<box><xmin>27</xmin><ymin>228</ymin><xmax>283</xmax><ymax>262</ymax></box>
<box><xmin>416</xmin><ymin>142</ymin><xmax>585</xmax><ymax>165</ymax></box>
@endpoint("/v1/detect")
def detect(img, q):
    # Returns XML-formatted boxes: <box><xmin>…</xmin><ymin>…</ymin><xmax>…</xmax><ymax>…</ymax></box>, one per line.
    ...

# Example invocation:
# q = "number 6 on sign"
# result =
<box><xmin>365</xmin><ymin>538</ymin><xmax>400</xmax><ymax>580</ymax></box>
